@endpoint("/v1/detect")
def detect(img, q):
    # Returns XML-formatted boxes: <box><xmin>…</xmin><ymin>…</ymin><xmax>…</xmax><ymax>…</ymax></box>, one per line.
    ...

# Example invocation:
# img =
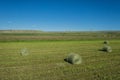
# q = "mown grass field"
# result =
<box><xmin>0</xmin><ymin>40</ymin><xmax>120</xmax><ymax>80</ymax></box>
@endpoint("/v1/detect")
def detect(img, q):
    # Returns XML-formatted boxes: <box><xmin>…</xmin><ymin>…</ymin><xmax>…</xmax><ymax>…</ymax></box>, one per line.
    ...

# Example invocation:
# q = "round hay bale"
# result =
<box><xmin>20</xmin><ymin>48</ymin><xmax>29</xmax><ymax>56</ymax></box>
<box><xmin>65</xmin><ymin>53</ymin><xmax>82</xmax><ymax>64</ymax></box>
<box><xmin>103</xmin><ymin>40</ymin><xmax>109</xmax><ymax>44</ymax></box>
<box><xmin>102</xmin><ymin>45</ymin><xmax>112</xmax><ymax>52</ymax></box>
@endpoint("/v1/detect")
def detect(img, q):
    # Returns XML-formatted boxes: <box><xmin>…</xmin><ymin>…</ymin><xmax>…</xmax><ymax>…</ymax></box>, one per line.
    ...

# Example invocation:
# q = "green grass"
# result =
<box><xmin>0</xmin><ymin>40</ymin><xmax>120</xmax><ymax>80</ymax></box>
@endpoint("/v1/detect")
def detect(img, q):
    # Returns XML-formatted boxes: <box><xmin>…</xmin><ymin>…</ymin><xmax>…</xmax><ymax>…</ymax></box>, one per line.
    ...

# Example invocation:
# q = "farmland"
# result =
<box><xmin>0</xmin><ymin>30</ymin><xmax>120</xmax><ymax>41</ymax></box>
<box><xmin>0</xmin><ymin>30</ymin><xmax>120</xmax><ymax>80</ymax></box>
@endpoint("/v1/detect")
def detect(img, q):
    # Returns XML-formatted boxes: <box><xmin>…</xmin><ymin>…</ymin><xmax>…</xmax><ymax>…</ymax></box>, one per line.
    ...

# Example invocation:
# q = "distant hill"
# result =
<box><xmin>0</xmin><ymin>30</ymin><xmax>43</xmax><ymax>33</ymax></box>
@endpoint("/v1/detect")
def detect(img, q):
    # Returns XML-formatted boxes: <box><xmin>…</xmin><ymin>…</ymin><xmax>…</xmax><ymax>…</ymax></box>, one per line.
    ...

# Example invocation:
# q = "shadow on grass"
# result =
<box><xmin>98</xmin><ymin>49</ymin><xmax>111</xmax><ymax>53</ymax></box>
<box><xmin>64</xmin><ymin>58</ymin><xmax>73</xmax><ymax>64</ymax></box>
<box><xmin>98</xmin><ymin>49</ymin><xmax>108</xmax><ymax>53</ymax></box>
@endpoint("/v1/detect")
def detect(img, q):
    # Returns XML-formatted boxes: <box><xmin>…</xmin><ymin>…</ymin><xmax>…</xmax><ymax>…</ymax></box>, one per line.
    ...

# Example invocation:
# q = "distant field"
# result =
<box><xmin>0</xmin><ymin>30</ymin><xmax>120</xmax><ymax>41</ymax></box>
<box><xmin>0</xmin><ymin>40</ymin><xmax>120</xmax><ymax>80</ymax></box>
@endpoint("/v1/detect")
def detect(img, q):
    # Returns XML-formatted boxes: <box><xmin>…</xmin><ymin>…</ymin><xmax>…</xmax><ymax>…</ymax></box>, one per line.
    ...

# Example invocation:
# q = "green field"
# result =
<box><xmin>0</xmin><ymin>40</ymin><xmax>120</xmax><ymax>80</ymax></box>
<box><xmin>0</xmin><ymin>31</ymin><xmax>120</xmax><ymax>80</ymax></box>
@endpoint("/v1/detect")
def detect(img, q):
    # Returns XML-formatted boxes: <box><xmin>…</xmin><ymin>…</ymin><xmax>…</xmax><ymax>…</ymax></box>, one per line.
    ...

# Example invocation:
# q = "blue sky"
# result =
<box><xmin>0</xmin><ymin>0</ymin><xmax>120</xmax><ymax>31</ymax></box>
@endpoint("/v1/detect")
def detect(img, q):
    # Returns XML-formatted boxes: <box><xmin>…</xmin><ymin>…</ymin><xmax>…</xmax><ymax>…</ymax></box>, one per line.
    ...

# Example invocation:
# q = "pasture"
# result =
<box><xmin>0</xmin><ymin>40</ymin><xmax>120</xmax><ymax>80</ymax></box>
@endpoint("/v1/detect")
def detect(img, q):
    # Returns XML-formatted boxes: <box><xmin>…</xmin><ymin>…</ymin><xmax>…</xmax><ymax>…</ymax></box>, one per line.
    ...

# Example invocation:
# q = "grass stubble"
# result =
<box><xmin>0</xmin><ymin>40</ymin><xmax>119</xmax><ymax>80</ymax></box>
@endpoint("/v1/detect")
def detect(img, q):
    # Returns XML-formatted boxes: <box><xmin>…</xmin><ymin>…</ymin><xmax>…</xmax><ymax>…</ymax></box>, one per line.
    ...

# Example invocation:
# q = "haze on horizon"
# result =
<box><xmin>0</xmin><ymin>0</ymin><xmax>120</xmax><ymax>31</ymax></box>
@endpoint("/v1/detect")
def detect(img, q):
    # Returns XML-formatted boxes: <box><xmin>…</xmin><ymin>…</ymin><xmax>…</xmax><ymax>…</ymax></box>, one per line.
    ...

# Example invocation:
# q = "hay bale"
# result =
<box><xmin>103</xmin><ymin>40</ymin><xmax>109</xmax><ymax>44</ymax></box>
<box><xmin>20</xmin><ymin>48</ymin><xmax>29</xmax><ymax>56</ymax></box>
<box><xmin>65</xmin><ymin>53</ymin><xmax>82</xmax><ymax>64</ymax></box>
<box><xmin>101</xmin><ymin>45</ymin><xmax>112</xmax><ymax>52</ymax></box>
